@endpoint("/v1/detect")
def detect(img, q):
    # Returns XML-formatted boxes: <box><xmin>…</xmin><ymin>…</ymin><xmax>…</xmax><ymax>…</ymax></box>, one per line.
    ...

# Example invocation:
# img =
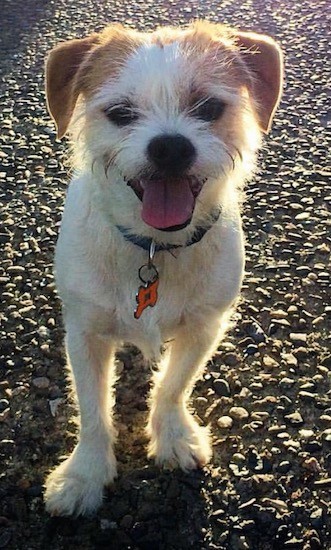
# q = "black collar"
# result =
<box><xmin>115</xmin><ymin>206</ymin><xmax>222</xmax><ymax>252</ymax></box>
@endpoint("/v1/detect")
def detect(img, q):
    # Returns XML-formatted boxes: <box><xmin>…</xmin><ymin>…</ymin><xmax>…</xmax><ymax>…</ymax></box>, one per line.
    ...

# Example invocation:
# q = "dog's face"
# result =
<box><xmin>46</xmin><ymin>22</ymin><xmax>283</xmax><ymax>231</ymax></box>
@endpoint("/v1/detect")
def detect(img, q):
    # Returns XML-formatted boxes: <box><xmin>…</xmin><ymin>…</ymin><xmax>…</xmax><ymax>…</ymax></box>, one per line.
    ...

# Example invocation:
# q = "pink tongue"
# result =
<box><xmin>141</xmin><ymin>178</ymin><xmax>195</xmax><ymax>229</ymax></box>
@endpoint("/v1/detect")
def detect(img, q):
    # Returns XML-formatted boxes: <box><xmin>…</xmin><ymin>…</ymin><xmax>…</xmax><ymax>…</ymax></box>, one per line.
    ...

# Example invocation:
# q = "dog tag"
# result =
<box><xmin>134</xmin><ymin>263</ymin><xmax>159</xmax><ymax>319</ymax></box>
<box><xmin>134</xmin><ymin>277</ymin><xmax>159</xmax><ymax>319</ymax></box>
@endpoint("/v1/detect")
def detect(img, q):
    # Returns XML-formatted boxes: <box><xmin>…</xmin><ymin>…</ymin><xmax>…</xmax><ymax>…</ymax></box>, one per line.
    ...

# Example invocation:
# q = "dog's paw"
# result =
<box><xmin>45</xmin><ymin>466</ymin><xmax>104</xmax><ymax>517</ymax></box>
<box><xmin>44</xmin><ymin>446</ymin><xmax>117</xmax><ymax>517</ymax></box>
<box><xmin>147</xmin><ymin>407</ymin><xmax>212</xmax><ymax>471</ymax></box>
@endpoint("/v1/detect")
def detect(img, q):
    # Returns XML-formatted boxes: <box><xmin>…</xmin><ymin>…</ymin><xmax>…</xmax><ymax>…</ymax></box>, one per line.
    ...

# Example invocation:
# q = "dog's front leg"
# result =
<box><xmin>147</xmin><ymin>314</ymin><xmax>228</xmax><ymax>470</ymax></box>
<box><xmin>45</xmin><ymin>319</ymin><xmax>117</xmax><ymax>516</ymax></box>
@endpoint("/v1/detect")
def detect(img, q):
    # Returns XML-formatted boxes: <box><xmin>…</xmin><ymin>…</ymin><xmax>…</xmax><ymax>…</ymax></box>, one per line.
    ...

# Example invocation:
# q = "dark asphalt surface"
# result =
<box><xmin>0</xmin><ymin>1</ymin><xmax>330</xmax><ymax>549</ymax></box>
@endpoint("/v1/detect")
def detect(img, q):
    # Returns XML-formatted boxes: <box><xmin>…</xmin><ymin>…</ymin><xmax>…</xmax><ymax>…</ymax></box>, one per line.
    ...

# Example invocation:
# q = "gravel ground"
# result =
<box><xmin>0</xmin><ymin>0</ymin><xmax>330</xmax><ymax>549</ymax></box>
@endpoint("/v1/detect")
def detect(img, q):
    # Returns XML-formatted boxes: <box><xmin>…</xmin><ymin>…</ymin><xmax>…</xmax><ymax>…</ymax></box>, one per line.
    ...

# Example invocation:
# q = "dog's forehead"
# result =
<box><xmin>90</xmin><ymin>27</ymin><xmax>242</xmax><ymax>108</ymax></box>
<box><xmin>117</xmin><ymin>40</ymin><xmax>193</xmax><ymax>98</ymax></box>
<box><xmin>127</xmin><ymin>41</ymin><xmax>184</xmax><ymax>78</ymax></box>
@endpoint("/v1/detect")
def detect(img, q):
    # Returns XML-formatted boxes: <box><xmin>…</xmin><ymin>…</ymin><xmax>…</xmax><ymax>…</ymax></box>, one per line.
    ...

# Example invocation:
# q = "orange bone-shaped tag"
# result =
<box><xmin>134</xmin><ymin>278</ymin><xmax>159</xmax><ymax>319</ymax></box>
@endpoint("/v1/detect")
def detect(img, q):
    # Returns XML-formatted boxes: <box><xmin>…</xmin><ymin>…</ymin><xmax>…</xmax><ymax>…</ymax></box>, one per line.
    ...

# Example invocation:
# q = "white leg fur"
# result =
<box><xmin>45</xmin><ymin>321</ymin><xmax>117</xmax><ymax>516</ymax></box>
<box><xmin>147</xmin><ymin>314</ymin><xmax>229</xmax><ymax>470</ymax></box>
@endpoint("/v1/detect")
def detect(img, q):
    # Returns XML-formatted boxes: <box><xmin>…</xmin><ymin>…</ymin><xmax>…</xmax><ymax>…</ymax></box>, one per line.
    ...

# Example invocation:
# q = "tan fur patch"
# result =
<box><xmin>46</xmin><ymin>25</ymin><xmax>143</xmax><ymax>137</ymax></box>
<box><xmin>76</xmin><ymin>25</ymin><xmax>145</xmax><ymax>98</ymax></box>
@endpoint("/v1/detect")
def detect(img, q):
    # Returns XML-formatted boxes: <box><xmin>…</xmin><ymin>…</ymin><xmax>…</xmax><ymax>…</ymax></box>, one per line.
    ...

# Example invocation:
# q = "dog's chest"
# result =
<box><xmin>101</xmin><ymin>226</ymin><xmax>243</xmax><ymax>337</ymax></box>
<box><xmin>101</xmin><ymin>245</ymin><xmax>211</xmax><ymax>320</ymax></box>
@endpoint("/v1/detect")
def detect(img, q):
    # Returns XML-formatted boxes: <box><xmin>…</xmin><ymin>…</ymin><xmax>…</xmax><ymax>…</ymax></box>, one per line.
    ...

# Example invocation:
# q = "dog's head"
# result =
<box><xmin>46</xmin><ymin>22</ymin><xmax>283</xmax><ymax>233</ymax></box>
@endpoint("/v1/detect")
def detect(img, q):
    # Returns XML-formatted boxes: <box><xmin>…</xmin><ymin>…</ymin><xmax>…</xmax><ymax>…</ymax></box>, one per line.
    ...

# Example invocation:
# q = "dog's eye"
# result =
<box><xmin>105</xmin><ymin>104</ymin><xmax>139</xmax><ymax>126</ymax></box>
<box><xmin>192</xmin><ymin>98</ymin><xmax>225</xmax><ymax>122</ymax></box>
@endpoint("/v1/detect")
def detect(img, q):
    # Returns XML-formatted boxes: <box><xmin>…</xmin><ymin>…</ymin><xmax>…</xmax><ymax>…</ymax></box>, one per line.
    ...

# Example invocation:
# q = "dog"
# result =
<box><xmin>44</xmin><ymin>21</ymin><xmax>283</xmax><ymax>516</ymax></box>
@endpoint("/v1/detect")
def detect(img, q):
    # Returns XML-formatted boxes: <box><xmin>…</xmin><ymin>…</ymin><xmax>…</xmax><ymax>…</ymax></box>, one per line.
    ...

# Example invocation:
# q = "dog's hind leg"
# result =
<box><xmin>44</xmin><ymin>319</ymin><xmax>117</xmax><ymax>516</ymax></box>
<box><xmin>147</xmin><ymin>311</ymin><xmax>230</xmax><ymax>470</ymax></box>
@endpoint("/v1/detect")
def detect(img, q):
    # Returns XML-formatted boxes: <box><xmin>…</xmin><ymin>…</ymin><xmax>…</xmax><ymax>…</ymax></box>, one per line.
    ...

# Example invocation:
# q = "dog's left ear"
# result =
<box><xmin>236</xmin><ymin>31</ymin><xmax>283</xmax><ymax>133</ymax></box>
<box><xmin>45</xmin><ymin>35</ymin><xmax>98</xmax><ymax>138</ymax></box>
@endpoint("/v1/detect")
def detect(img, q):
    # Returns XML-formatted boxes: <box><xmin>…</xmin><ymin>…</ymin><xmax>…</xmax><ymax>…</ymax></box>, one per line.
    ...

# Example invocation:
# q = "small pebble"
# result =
<box><xmin>313</xmin><ymin>478</ymin><xmax>331</xmax><ymax>488</ymax></box>
<box><xmin>0</xmin><ymin>399</ymin><xmax>9</xmax><ymax>412</ymax></box>
<box><xmin>223</xmin><ymin>352</ymin><xmax>240</xmax><ymax>366</ymax></box>
<box><xmin>229</xmin><ymin>407</ymin><xmax>250</xmax><ymax>421</ymax></box>
<box><xmin>246</xmin><ymin>343</ymin><xmax>259</xmax><ymax>355</ymax></box>
<box><xmin>284</xmin><ymin>411</ymin><xmax>304</xmax><ymax>426</ymax></box>
<box><xmin>299</xmin><ymin>429</ymin><xmax>315</xmax><ymax>440</ymax></box>
<box><xmin>282</xmin><ymin>353</ymin><xmax>298</xmax><ymax>367</ymax></box>
<box><xmin>213</xmin><ymin>378</ymin><xmax>231</xmax><ymax>397</ymax></box>
<box><xmin>289</xmin><ymin>333</ymin><xmax>307</xmax><ymax>344</ymax></box>
<box><xmin>321</xmin><ymin>429</ymin><xmax>331</xmax><ymax>442</ymax></box>
<box><xmin>261</xmin><ymin>498</ymin><xmax>288</xmax><ymax>514</ymax></box>
<box><xmin>217</xmin><ymin>415</ymin><xmax>233</xmax><ymax>429</ymax></box>
<box><xmin>263</xmin><ymin>355</ymin><xmax>279</xmax><ymax>369</ymax></box>
<box><xmin>303</xmin><ymin>457</ymin><xmax>321</xmax><ymax>473</ymax></box>
<box><xmin>32</xmin><ymin>377</ymin><xmax>50</xmax><ymax>390</ymax></box>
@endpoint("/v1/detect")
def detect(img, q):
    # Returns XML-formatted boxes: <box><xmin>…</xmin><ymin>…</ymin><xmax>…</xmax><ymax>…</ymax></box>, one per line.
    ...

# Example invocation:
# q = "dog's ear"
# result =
<box><xmin>235</xmin><ymin>31</ymin><xmax>283</xmax><ymax>133</ymax></box>
<box><xmin>45</xmin><ymin>35</ymin><xmax>98</xmax><ymax>138</ymax></box>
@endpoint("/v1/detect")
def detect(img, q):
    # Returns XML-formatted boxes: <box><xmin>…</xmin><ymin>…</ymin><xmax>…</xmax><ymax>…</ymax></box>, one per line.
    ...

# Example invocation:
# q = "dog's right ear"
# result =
<box><xmin>45</xmin><ymin>36</ymin><xmax>98</xmax><ymax>139</ymax></box>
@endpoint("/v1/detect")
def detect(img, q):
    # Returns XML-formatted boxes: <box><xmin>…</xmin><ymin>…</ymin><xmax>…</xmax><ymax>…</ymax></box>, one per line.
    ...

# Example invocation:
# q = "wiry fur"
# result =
<box><xmin>44</xmin><ymin>21</ymin><xmax>283</xmax><ymax>516</ymax></box>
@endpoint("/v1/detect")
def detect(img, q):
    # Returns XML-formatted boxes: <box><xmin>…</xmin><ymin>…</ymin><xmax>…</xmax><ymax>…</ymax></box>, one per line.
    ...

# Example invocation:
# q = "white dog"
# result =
<box><xmin>44</xmin><ymin>21</ymin><xmax>283</xmax><ymax>516</ymax></box>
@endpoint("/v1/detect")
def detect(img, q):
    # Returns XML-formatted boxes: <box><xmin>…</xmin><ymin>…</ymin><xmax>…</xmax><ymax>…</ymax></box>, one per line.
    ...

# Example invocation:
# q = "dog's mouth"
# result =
<box><xmin>127</xmin><ymin>175</ymin><xmax>206</xmax><ymax>231</ymax></box>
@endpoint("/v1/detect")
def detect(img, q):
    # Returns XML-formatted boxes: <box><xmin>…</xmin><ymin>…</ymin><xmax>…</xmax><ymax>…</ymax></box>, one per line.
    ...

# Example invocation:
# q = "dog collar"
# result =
<box><xmin>115</xmin><ymin>206</ymin><xmax>222</xmax><ymax>253</ymax></box>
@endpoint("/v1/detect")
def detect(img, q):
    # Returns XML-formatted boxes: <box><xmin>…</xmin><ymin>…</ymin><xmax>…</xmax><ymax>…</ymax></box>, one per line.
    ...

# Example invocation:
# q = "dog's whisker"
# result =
<box><xmin>105</xmin><ymin>158</ymin><xmax>114</xmax><ymax>178</ymax></box>
<box><xmin>71</xmin><ymin>109</ymin><xmax>87</xmax><ymax>127</ymax></box>
<box><xmin>103</xmin><ymin>148</ymin><xmax>124</xmax><ymax>178</ymax></box>
<box><xmin>75</xmin><ymin>127</ymin><xmax>85</xmax><ymax>142</ymax></box>
<box><xmin>91</xmin><ymin>158</ymin><xmax>98</xmax><ymax>175</ymax></box>
<box><xmin>234</xmin><ymin>146</ymin><xmax>243</xmax><ymax>163</ymax></box>
<box><xmin>186</xmin><ymin>95</ymin><xmax>212</xmax><ymax>115</ymax></box>
<box><xmin>224</xmin><ymin>148</ymin><xmax>235</xmax><ymax>170</ymax></box>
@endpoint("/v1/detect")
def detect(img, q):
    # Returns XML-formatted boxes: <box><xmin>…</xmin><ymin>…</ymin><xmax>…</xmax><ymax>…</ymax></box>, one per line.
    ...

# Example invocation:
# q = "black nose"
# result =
<box><xmin>147</xmin><ymin>134</ymin><xmax>196</xmax><ymax>174</ymax></box>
